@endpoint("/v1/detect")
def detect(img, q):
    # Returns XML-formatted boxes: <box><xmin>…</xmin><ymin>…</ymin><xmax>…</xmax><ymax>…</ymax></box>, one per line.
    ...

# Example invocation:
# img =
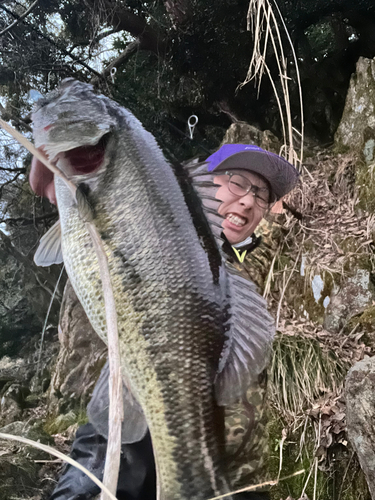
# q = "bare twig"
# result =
<box><xmin>276</xmin><ymin>244</ymin><xmax>302</xmax><ymax>328</ymax></box>
<box><xmin>0</xmin><ymin>118</ymin><xmax>78</xmax><ymax>199</ymax></box>
<box><xmin>86</xmin><ymin>224</ymin><xmax>123</xmax><ymax>500</ymax></box>
<box><xmin>0</xmin><ymin>171</ymin><xmax>23</xmax><ymax>191</ymax></box>
<box><xmin>0</xmin><ymin>227</ymin><xmax>60</xmax><ymax>298</ymax></box>
<box><xmin>0</xmin><ymin>166</ymin><xmax>27</xmax><ymax>173</ymax></box>
<box><xmin>0</xmin><ymin>0</ymin><xmax>39</xmax><ymax>37</ymax></box>
<box><xmin>277</xmin><ymin>427</ymin><xmax>288</xmax><ymax>481</ymax></box>
<box><xmin>0</xmin><ymin>212</ymin><xmax>58</xmax><ymax>226</ymax></box>
<box><xmin>36</xmin><ymin>265</ymin><xmax>65</xmax><ymax>379</ymax></box>
<box><xmin>207</xmin><ymin>469</ymin><xmax>305</xmax><ymax>500</ymax></box>
<box><xmin>0</xmin><ymin>101</ymin><xmax>32</xmax><ymax>132</ymax></box>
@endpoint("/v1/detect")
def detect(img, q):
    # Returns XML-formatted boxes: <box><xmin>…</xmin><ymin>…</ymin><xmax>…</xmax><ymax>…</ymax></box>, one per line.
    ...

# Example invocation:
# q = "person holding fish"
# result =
<box><xmin>30</xmin><ymin>82</ymin><xmax>298</xmax><ymax>500</ymax></box>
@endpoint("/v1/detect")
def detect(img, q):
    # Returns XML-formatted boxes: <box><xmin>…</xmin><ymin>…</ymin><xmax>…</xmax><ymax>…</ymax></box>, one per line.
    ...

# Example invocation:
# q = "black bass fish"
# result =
<box><xmin>33</xmin><ymin>79</ymin><xmax>274</xmax><ymax>500</ymax></box>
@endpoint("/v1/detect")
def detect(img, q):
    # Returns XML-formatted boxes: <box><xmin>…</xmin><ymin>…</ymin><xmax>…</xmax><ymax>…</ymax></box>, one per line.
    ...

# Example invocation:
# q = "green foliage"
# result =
<box><xmin>44</xmin><ymin>408</ymin><xmax>88</xmax><ymax>435</ymax></box>
<box><xmin>304</xmin><ymin>20</ymin><xmax>336</xmax><ymax>61</ymax></box>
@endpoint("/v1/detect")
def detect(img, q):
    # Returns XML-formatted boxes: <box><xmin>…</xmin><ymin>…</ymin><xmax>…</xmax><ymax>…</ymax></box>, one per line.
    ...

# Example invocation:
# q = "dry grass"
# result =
<box><xmin>258</xmin><ymin>150</ymin><xmax>375</xmax><ymax>497</ymax></box>
<box><xmin>265</xmin><ymin>152</ymin><xmax>375</xmax><ymax>419</ymax></box>
<box><xmin>280</xmin><ymin>152</ymin><xmax>375</xmax><ymax>284</ymax></box>
<box><xmin>243</xmin><ymin>0</ymin><xmax>304</xmax><ymax>168</ymax></box>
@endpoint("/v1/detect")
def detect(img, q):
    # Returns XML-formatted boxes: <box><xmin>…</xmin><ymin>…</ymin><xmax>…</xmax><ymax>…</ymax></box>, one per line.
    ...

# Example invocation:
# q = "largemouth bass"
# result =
<box><xmin>33</xmin><ymin>79</ymin><xmax>274</xmax><ymax>500</ymax></box>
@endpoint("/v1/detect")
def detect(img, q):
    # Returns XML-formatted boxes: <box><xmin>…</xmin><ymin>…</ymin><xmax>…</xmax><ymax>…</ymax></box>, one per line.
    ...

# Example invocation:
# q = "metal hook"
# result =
<box><xmin>188</xmin><ymin>115</ymin><xmax>198</xmax><ymax>140</ymax></box>
<box><xmin>110</xmin><ymin>67</ymin><xmax>117</xmax><ymax>84</ymax></box>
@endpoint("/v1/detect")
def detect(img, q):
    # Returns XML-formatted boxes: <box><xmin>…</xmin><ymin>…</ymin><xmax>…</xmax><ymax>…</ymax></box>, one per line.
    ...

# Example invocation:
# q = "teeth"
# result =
<box><xmin>227</xmin><ymin>213</ymin><xmax>246</xmax><ymax>226</ymax></box>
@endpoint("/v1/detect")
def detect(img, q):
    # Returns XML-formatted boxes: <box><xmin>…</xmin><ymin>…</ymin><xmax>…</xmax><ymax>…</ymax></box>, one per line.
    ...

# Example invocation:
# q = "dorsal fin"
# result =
<box><xmin>183</xmin><ymin>158</ymin><xmax>276</xmax><ymax>406</ymax></box>
<box><xmin>34</xmin><ymin>219</ymin><xmax>63</xmax><ymax>266</ymax></box>
<box><xmin>182</xmin><ymin>160</ymin><xmax>224</xmax><ymax>247</ymax></box>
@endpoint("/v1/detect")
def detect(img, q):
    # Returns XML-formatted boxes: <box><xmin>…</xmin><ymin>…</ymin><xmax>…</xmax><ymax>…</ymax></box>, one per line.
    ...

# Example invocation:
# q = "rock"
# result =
<box><xmin>345</xmin><ymin>356</ymin><xmax>375</xmax><ymax>498</ymax></box>
<box><xmin>222</xmin><ymin>122</ymin><xmax>281</xmax><ymax>153</ymax></box>
<box><xmin>324</xmin><ymin>269</ymin><xmax>375</xmax><ymax>332</ymax></box>
<box><xmin>0</xmin><ymin>383</ymin><xmax>28</xmax><ymax>425</ymax></box>
<box><xmin>0</xmin><ymin>355</ymin><xmax>27</xmax><ymax>383</ymax></box>
<box><xmin>334</xmin><ymin>56</ymin><xmax>375</xmax><ymax>211</ymax></box>
<box><xmin>335</xmin><ymin>57</ymin><xmax>375</xmax><ymax>152</ymax></box>
<box><xmin>48</xmin><ymin>280</ymin><xmax>107</xmax><ymax>415</ymax></box>
<box><xmin>0</xmin><ymin>420</ymin><xmax>30</xmax><ymax>436</ymax></box>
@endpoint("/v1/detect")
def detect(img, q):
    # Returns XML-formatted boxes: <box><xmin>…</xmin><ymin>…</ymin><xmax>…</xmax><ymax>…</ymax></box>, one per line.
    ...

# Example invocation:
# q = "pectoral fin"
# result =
<box><xmin>34</xmin><ymin>220</ymin><xmax>63</xmax><ymax>266</ymax></box>
<box><xmin>87</xmin><ymin>361</ymin><xmax>148</xmax><ymax>444</ymax></box>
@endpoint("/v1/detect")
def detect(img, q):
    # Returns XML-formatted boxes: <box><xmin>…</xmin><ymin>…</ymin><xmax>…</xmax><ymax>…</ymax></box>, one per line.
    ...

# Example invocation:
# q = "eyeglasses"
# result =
<box><xmin>224</xmin><ymin>171</ymin><xmax>271</xmax><ymax>209</ymax></box>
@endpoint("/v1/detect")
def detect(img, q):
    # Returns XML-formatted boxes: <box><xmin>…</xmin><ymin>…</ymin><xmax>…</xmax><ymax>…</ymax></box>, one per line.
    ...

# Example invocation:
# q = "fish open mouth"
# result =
<box><xmin>63</xmin><ymin>134</ymin><xmax>108</xmax><ymax>175</ymax></box>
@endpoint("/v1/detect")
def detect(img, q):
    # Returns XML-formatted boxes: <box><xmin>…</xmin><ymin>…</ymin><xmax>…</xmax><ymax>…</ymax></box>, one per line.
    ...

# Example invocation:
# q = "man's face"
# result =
<box><xmin>214</xmin><ymin>170</ymin><xmax>270</xmax><ymax>245</ymax></box>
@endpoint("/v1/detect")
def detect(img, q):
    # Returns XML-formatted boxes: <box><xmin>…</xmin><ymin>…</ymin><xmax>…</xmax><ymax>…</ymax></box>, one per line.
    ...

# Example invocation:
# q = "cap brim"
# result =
<box><xmin>213</xmin><ymin>150</ymin><xmax>299</xmax><ymax>200</ymax></box>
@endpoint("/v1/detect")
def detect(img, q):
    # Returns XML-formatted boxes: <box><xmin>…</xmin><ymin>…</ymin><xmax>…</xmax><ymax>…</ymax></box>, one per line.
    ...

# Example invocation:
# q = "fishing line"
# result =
<box><xmin>161</xmin><ymin>117</ymin><xmax>212</xmax><ymax>155</ymax></box>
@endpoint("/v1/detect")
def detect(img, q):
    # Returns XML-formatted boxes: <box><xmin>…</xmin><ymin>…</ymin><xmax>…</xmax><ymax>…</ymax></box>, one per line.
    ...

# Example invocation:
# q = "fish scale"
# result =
<box><xmin>57</xmin><ymin>161</ymin><xmax>230</xmax><ymax>499</ymax></box>
<box><xmin>33</xmin><ymin>79</ymin><xmax>275</xmax><ymax>500</ymax></box>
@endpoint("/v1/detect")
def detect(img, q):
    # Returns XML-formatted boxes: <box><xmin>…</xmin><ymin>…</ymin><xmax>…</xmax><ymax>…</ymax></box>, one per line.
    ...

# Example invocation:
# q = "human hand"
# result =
<box><xmin>29</xmin><ymin>150</ymin><xmax>57</xmax><ymax>205</ymax></box>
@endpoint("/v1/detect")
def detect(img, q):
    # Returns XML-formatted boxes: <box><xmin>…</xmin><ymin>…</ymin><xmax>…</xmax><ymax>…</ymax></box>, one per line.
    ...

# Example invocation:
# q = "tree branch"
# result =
<box><xmin>0</xmin><ymin>166</ymin><xmax>26</xmax><ymax>173</ymax></box>
<box><xmin>0</xmin><ymin>171</ymin><xmax>23</xmax><ymax>193</ymax></box>
<box><xmin>0</xmin><ymin>228</ymin><xmax>62</xmax><ymax>299</ymax></box>
<box><xmin>86</xmin><ymin>0</ymin><xmax>167</xmax><ymax>55</ymax></box>
<box><xmin>0</xmin><ymin>212</ymin><xmax>58</xmax><ymax>226</ymax></box>
<box><xmin>0</xmin><ymin>0</ymin><xmax>39</xmax><ymax>37</ymax></box>
<box><xmin>0</xmin><ymin>101</ymin><xmax>32</xmax><ymax>132</ymax></box>
<box><xmin>0</xmin><ymin>4</ymin><xmax>103</xmax><ymax>78</ymax></box>
<box><xmin>70</xmin><ymin>28</ymin><xmax>119</xmax><ymax>50</ymax></box>
<box><xmin>91</xmin><ymin>39</ymin><xmax>141</xmax><ymax>85</ymax></box>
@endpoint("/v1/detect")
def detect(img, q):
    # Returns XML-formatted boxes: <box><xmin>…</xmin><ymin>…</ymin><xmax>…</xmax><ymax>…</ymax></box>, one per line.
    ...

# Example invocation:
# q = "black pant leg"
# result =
<box><xmin>49</xmin><ymin>423</ymin><xmax>156</xmax><ymax>500</ymax></box>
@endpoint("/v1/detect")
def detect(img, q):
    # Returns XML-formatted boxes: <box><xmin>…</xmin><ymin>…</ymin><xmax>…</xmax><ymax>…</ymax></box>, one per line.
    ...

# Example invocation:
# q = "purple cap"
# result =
<box><xmin>206</xmin><ymin>144</ymin><xmax>299</xmax><ymax>201</ymax></box>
